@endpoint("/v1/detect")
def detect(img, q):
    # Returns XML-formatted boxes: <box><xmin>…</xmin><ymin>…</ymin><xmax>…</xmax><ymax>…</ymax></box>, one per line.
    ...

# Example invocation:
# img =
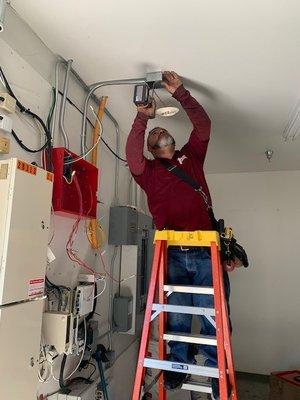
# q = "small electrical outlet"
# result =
<box><xmin>0</xmin><ymin>136</ymin><xmax>10</xmax><ymax>154</ymax></box>
<box><xmin>0</xmin><ymin>93</ymin><xmax>16</xmax><ymax>114</ymax></box>
<box><xmin>0</xmin><ymin>113</ymin><xmax>13</xmax><ymax>134</ymax></box>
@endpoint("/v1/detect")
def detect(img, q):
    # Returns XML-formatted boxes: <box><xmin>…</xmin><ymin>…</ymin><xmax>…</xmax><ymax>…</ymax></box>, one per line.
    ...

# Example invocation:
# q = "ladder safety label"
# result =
<box><xmin>28</xmin><ymin>278</ymin><xmax>45</xmax><ymax>298</ymax></box>
<box><xmin>172</xmin><ymin>363</ymin><xmax>188</xmax><ymax>371</ymax></box>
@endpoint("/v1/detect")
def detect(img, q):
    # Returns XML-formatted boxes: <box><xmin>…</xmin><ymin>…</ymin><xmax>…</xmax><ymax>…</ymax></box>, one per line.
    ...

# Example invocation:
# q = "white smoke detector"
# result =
<box><xmin>156</xmin><ymin>106</ymin><xmax>179</xmax><ymax>117</ymax></box>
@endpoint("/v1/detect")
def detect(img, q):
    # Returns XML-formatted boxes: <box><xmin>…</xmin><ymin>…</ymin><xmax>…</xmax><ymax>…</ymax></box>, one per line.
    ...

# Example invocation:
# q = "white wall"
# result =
<box><xmin>207</xmin><ymin>170</ymin><xmax>300</xmax><ymax>374</ymax></box>
<box><xmin>0</xmin><ymin>34</ymin><xmax>140</xmax><ymax>399</ymax></box>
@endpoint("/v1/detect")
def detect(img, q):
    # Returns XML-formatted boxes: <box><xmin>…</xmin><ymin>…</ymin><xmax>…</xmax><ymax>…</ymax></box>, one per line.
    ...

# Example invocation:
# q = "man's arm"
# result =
<box><xmin>173</xmin><ymin>85</ymin><xmax>211</xmax><ymax>142</ymax></box>
<box><xmin>125</xmin><ymin>101</ymin><xmax>155</xmax><ymax>176</ymax></box>
<box><xmin>126</xmin><ymin>113</ymin><xmax>149</xmax><ymax>176</ymax></box>
<box><xmin>163</xmin><ymin>71</ymin><xmax>211</xmax><ymax>162</ymax></box>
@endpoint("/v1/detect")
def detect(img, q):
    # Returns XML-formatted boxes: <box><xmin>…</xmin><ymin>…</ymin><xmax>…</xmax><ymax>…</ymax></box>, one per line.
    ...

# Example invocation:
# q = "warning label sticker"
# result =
<box><xmin>17</xmin><ymin>160</ymin><xmax>37</xmax><ymax>176</ymax></box>
<box><xmin>28</xmin><ymin>278</ymin><xmax>45</xmax><ymax>298</ymax></box>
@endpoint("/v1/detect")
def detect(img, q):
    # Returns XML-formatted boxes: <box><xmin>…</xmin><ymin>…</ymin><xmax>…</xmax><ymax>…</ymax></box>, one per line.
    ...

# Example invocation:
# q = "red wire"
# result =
<box><xmin>65</xmin><ymin>174</ymin><xmax>97</xmax><ymax>279</ymax></box>
<box><xmin>99</xmin><ymin>252</ymin><xmax>121</xmax><ymax>283</ymax></box>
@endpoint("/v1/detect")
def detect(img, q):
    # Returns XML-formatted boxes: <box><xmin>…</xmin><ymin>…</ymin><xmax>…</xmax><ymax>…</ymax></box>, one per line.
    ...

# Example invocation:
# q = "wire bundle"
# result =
<box><xmin>0</xmin><ymin>67</ymin><xmax>53</xmax><ymax>170</ymax></box>
<box><xmin>65</xmin><ymin>174</ymin><xmax>98</xmax><ymax>278</ymax></box>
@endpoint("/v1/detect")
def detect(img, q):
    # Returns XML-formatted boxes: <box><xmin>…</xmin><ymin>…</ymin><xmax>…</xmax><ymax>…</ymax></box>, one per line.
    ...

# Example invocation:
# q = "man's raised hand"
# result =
<box><xmin>137</xmin><ymin>98</ymin><xmax>156</xmax><ymax>119</ymax></box>
<box><xmin>162</xmin><ymin>71</ymin><xmax>183</xmax><ymax>94</ymax></box>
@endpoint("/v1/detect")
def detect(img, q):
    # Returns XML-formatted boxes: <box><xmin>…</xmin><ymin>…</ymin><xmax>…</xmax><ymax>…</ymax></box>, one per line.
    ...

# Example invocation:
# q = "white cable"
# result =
<box><xmin>38</xmin><ymin>361</ymin><xmax>53</xmax><ymax>383</ymax></box>
<box><xmin>52</xmin><ymin>317</ymin><xmax>87</xmax><ymax>382</ymax></box>
<box><xmin>38</xmin><ymin>345</ymin><xmax>54</xmax><ymax>383</ymax></box>
<box><xmin>94</xmin><ymin>277</ymin><xmax>107</xmax><ymax>299</ymax></box>
<box><xmin>63</xmin><ymin>135</ymin><xmax>101</xmax><ymax>165</ymax></box>
<box><xmin>63</xmin><ymin>105</ymin><xmax>103</xmax><ymax>165</ymax></box>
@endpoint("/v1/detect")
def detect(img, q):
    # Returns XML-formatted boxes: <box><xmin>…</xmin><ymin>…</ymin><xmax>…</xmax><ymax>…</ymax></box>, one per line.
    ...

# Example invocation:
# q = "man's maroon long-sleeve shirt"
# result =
<box><xmin>126</xmin><ymin>85</ymin><xmax>212</xmax><ymax>231</ymax></box>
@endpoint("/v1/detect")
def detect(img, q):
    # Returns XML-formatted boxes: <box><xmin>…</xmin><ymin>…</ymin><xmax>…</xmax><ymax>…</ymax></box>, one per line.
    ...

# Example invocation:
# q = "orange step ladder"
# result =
<box><xmin>132</xmin><ymin>230</ymin><xmax>238</xmax><ymax>400</ymax></box>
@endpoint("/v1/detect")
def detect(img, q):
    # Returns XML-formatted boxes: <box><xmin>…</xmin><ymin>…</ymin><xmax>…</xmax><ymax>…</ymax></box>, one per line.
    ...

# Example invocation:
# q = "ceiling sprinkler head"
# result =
<box><xmin>265</xmin><ymin>149</ymin><xmax>274</xmax><ymax>162</ymax></box>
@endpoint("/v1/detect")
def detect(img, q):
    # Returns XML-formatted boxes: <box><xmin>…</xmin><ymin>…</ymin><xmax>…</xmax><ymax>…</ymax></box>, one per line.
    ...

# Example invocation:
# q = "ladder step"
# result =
<box><xmin>144</xmin><ymin>358</ymin><xmax>219</xmax><ymax>378</ymax></box>
<box><xmin>182</xmin><ymin>381</ymin><xmax>212</xmax><ymax>394</ymax></box>
<box><xmin>164</xmin><ymin>332</ymin><xmax>217</xmax><ymax>346</ymax></box>
<box><xmin>152</xmin><ymin>303</ymin><xmax>215</xmax><ymax>317</ymax></box>
<box><xmin>164</xmin><ymin>284</ymin><xmax>214</xmax><ymax>295</ymax></box>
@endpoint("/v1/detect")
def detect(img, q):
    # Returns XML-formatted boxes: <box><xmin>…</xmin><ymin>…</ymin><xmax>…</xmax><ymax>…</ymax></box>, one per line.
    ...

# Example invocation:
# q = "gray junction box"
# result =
<box><xmin>109</xmin><ymin>206</ymin><xmax>154</xmax><ymax>333</ymax></box>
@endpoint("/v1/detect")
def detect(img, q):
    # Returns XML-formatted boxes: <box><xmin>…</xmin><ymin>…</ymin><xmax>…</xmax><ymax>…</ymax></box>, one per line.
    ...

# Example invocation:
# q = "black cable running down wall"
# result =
<box><xmin>0</xmin><ymin>67</ymin><xmax>53</xmax><ymax>170</ymax></box>
<box><xmin>57</xmin><ymin>90</ymin><xmax>127</xmax><ymax>163</ymax></box>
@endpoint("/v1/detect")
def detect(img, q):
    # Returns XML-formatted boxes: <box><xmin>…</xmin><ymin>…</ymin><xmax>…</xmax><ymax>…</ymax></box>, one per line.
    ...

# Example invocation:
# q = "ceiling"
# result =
<box><xmin>10</xmin><ymin>0</ymin><xmax>300</xmax><ymax>173</ymax></box>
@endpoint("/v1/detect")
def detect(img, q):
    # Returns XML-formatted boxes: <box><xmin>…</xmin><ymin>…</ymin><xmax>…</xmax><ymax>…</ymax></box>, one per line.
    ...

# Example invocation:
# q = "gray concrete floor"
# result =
<box><xmin>168</xmin><ymin>372</ymin><xmax>270</xmax><ymax>400</ymax></box>
<box><xmin>236</xmin><ymin>372</ymin><xmax>269</xmax><ymax>400</ymax></box>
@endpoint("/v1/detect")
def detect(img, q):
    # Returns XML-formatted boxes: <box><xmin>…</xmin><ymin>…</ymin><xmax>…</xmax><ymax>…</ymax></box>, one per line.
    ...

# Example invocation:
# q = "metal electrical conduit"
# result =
<box><xmin>59</xmin><ymin>59</ymin><xmax>73</xmax><ymax>149</ymax></box>
<box><xmin>81</xmin><ymin>77</ymin><xmax>146</xmax><ymax>156</ymax></box>
<box><xmin>53</xmin><ymin>61</ymin><xmax>147</xmax><ymax>352</ymax></box>
<box><xmin>52</xmin><ymin>60</ymin><xmax>142</xmax><ymax>353</ymax></box>
<box><xmin>52</xmin><ymin>57</ymin><xmax>126</xmax><ymax>204</ymax></box>
<box><xmin>50</xmin><ymin>59</ymin><xmax>73</xmax><ymax>149</ymax></box>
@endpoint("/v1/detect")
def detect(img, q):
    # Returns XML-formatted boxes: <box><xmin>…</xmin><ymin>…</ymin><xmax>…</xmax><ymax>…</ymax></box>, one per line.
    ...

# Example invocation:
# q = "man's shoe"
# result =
<box><xmin>164</xmin><ymin>370</ymin><xmax>187</xmax><ymax>391</ymax></box>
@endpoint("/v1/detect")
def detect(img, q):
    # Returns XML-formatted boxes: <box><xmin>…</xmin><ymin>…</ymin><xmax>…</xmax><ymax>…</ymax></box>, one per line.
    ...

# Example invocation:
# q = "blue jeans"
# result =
<box><xmin>167</xmin><ymin>247</ymin><xmax>230</xmax><ymax>368</ymax></box>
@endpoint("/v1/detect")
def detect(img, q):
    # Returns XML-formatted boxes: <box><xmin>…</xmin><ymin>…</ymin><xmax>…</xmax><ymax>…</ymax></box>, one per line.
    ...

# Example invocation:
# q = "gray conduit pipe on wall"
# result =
<box><xmin>80</xmin><ymin>77</ymin><xmax>146</xmax><ymax>156</ymax></box>
<box><xmin>59</xmin><ymin>59</ymin><xmax>73</xmax><ymax>149</ymax></box>
<box><xmin>55</xmin><ymin>57</ymin><xmax>120</xmax><ymax>205</ymax></box>
<box><xmin>54</xmin><ymin>59</ymin><xmax>147</xmax><ymax>351</ymax></box>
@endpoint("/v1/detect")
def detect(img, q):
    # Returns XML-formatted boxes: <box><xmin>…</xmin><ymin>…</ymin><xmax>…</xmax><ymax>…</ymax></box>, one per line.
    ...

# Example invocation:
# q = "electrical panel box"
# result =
<box><xmin>51</xmin><ymin>147</ymin><xmax>98</xmax><ymax>219</ymax></box>
<box><xmin>113</xmin><ymin>296</ymin><xmax>133</xmax><ymax>332</ymax></box>
<box><xmin>108</xmin><ymin>206</ymin><xmax>138</xmax><ymax>245</ymax></box>
<box><xmin>0</xmin><ymin>158</ymin><xmax>53</xmax><ymax>400</ymax></box>
<box><xmin>42</xmin><ymin>312</ymin><xmax>74</xmax><ymax>354</ymax></box>
<box><xmin>109</xmin><ymin>206</ymin><xmax>154</xmax><ymax>334</ymax></box>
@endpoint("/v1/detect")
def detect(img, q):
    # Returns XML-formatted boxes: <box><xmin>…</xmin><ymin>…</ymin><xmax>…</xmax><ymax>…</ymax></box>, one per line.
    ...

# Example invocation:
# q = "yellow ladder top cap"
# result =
<box><xmin>154</xmin><ymin>230</ymin><xmax>220</xmax><ymax>248</ymax></box>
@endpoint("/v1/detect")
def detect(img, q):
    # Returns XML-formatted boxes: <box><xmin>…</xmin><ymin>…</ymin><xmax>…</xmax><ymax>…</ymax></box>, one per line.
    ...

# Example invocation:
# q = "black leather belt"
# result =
<box><xmin>170</xmin><ymin>246</ymin><xmax>207</xmax><ymax>252</ymax></box>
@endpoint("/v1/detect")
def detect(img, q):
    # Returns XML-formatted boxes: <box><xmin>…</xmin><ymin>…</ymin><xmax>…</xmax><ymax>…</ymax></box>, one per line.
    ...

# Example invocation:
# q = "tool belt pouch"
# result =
<box><xmin>208</xmin><ymin>208</ymin><xmax>249</xmax><ymax>270</ymax></box>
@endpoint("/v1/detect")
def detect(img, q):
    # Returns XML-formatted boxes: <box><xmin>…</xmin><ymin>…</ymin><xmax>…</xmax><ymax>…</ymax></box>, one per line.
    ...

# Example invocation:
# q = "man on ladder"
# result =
<box><xmin>126</xmin><ymin>71</ymin><xmax>231</xmax><ymax>399</ymax></box>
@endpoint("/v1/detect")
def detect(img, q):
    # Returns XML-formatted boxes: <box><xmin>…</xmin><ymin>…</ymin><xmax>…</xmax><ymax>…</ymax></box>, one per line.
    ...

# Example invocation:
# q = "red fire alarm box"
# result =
<box><xmin>50</xmin><ymin>148</ymin><xmax>98</xmax><ymax>219</ymax></box>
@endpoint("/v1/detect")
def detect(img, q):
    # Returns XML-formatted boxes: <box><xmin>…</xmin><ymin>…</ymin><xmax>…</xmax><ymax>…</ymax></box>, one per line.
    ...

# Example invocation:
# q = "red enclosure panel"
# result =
<box><xmin>50</xmin><ymin>148</ymin><xmax>98</xmax><ymax>219</ymax></box>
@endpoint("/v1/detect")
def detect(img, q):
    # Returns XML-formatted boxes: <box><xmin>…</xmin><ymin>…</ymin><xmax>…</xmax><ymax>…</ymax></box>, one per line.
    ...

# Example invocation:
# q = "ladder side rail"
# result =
<box><xmin>158</xmin><ymin>240</ymin><xmax>167</xmax><ymax>400</ymax></box>
<box><xmin>211</xmin><ymin>241</ymin><xmax>229</xmax><ymax>399</ymax></box>
<box><xmin>220</xmin><ymin>266</ymin><xmax>238</xmax><ymax>399</ymax></box>
<box><xmin>132</xmin><ymin>240</ymin><xmax>164</xmax><ymax>400</ymax></box>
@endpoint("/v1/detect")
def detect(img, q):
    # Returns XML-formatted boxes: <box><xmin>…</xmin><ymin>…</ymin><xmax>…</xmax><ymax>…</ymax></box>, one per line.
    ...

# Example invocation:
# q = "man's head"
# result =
<box><xmin>147</xmin><ymin>127</ymin><xmax>176</xmax><ymax>159</ymax></box>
